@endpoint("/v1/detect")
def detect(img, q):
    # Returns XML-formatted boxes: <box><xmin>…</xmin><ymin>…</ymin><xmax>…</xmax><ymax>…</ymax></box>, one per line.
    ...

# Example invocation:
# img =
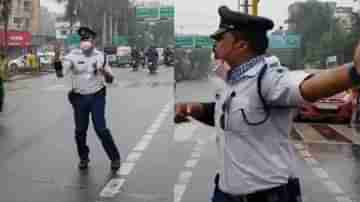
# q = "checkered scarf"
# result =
<box><xmin>227</xmin><ymin>55</ymin><xmax>265</xmax><ymax>85</ymax></box>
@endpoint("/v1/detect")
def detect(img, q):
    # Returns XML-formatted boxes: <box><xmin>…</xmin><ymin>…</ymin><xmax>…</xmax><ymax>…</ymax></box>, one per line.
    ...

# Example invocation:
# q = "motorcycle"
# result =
<box><xmin>148</xmin><ymin>60</ymin><xmax>157</xmax><ymax>74</ymax></box>
<box><xmin>164</xmin><ymin>55</ymin><xmax>174</xmax><ymax>67</ymax></box>
<box><xmin>130</xmin><ymin>58</ymin><xmax>139</xmax><ymax>71</ymax></box>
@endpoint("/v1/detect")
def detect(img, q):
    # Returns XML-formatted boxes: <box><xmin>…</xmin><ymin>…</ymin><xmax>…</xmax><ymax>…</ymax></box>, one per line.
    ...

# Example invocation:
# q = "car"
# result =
<box><xmin>295</xmin><ymin>91</ymin><xmax>353</xmax><ymax>123</ymax></box>
<box><xmin>8</xmin><ymin>55</ymin><xmax>27</xmax><ymax>73</ymax></box>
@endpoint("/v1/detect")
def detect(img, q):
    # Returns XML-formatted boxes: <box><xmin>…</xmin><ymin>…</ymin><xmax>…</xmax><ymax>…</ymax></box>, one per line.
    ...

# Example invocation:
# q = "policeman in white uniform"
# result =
<box><xmin>54</xmin><ymin>27</ymin><xmax>121</xmax><ymax>171</ymax></box>
<box><xmin>175</xmin><ymin>6</ymin><xmax>360</xmax><ymax>202</ymax></box>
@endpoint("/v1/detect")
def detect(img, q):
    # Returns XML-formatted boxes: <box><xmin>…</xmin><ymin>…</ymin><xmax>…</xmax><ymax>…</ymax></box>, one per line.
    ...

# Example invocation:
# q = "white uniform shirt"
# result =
<box><xmin>61</xmin><ymin>48</ymin><xmax>114</xmax><ymax>95</ymax></box>
<box><xmin>214</xmin><ymin>56</ymin><xmax>309</xmax><ymax>195</ymax></box>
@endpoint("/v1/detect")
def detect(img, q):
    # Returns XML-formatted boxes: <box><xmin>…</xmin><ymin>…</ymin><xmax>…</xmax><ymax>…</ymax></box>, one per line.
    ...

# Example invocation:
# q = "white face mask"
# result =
<box><xmin>213</xmin><ymin>59</ymin><xmax>231</xmax><ymax>81</ymax></box>
<box><xmin>80</xmin><ymin>41</ymin><xmax>93</xmax><ymax>51</ymax></box>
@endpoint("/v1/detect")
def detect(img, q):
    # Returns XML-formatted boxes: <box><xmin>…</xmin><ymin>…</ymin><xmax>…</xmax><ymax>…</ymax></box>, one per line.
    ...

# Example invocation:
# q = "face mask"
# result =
<box><xmin>80</xmin><ymin>41</ymin><xmax>93</xmax><ymax>51</ymax></box>
<box><xmin>213</xmin><ymin>59</ymin><xmax>231</xmax><ymax>81</ymax></box>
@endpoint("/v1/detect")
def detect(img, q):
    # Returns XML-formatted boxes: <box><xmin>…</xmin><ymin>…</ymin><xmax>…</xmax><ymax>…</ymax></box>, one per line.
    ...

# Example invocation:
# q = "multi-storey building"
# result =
<box><xmin>0</xmin><ymin>0</ymin><xmax>40</xmax><ymax>33</ymax></box>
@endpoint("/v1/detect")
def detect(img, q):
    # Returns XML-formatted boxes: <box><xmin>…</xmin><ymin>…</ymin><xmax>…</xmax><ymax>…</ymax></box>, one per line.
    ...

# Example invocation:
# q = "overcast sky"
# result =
<box><xmin>175</xmin><ymin>0</ymin><xmax>356</xmax><ymax>35</ymax></box>
<box><xmin>41</xmin><ymin>0</ymin><xmax>357</xmax><ymax>35</ymax></box>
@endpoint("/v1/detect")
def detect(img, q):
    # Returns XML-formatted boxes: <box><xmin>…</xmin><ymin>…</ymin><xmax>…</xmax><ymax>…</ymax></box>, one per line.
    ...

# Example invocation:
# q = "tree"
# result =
<box><xmin>55</xmin><ymin>0</ymin><xmax>131</xmax><ymax>46</ymax></box>
<box><xmin>287</xmin><ymin>0</ymin><xmax>338</xmax><ymax>65</ymax></box>
<box><xmin>0</xmin><ymin>0</ymin><xmax>11</xmax><ymax>57</ymax></box>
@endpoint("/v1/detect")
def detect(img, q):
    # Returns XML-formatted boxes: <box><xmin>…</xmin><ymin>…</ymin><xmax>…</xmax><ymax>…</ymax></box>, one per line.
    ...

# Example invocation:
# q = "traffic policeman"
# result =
<box><xmin>175</xmin><ymin>6</ymin><xmax>360</xmax><ymax>202</ymax></box>
<box><xmin>54</xmin><ymin>27</ymin><xmax>121</xmax><ymax>171</ymax></box>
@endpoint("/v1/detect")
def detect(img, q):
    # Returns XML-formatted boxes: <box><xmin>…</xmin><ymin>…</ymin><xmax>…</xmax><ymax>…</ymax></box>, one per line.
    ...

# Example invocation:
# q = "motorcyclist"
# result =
<box><xmin>130</xmin><ymin>47</ymin><xmax>140</xmax><ymax>71</ymax></box>
<box><xmin>145</xmin><ymin>46</ymin><xmax>159</xmax><ymax>73</ymax></box>
<box><xmin>163</xmin><ymin>47</ymin><xmax>174</xmax><ymax>66</ymax></box>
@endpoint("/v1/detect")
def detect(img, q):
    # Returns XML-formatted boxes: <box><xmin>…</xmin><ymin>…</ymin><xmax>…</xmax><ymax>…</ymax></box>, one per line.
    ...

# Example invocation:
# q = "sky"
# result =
<box><xmin>40</xmin><ymin>0</ymin><xmax>357</xmax><ymax>35</ymax></box>
<box><xmin>175</xmin><ymin>0</ymin><xmax>357</xmax><ymax>35</ymax></box>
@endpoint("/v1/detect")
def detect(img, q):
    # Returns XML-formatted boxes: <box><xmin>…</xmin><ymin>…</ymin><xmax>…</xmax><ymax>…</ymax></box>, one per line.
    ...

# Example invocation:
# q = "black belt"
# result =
<box><xmin>72</xmin><ymin>87</ymin><xmax>106</xmax><ymax>97</ymax></box>
<box><xmin>214</xmin><ymin>174</ymin><xmax>302</xmax><ymax>202</ymax></box>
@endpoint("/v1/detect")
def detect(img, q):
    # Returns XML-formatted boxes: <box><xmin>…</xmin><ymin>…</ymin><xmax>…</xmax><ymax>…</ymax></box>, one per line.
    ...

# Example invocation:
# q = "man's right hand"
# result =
<box><xmin>175</xmin><ymin>103</ymin><xmax>190</xmax><ymax>123</ymax></box>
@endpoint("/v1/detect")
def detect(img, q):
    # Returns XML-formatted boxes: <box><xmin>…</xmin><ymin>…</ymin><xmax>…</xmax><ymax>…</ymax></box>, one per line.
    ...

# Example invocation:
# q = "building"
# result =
<box><xmin>335</xmin><ymin>6</ymin><xmax>355</xmax><ymax>32</ymax></box>
<box><xmin>55</xmin><ymin>19</ymin><xmax>81</xmax><ymax>40</ymax></box>
<box><xmin>0</xmin><ymin>0</ymin><xmax>40</xmax><ymax>33</ymax></box>
<box><xmin>286</xmin><ymin>1</ymin><xmax>337</xmax><ymax>32</ymax></box>
<box><xmin>39</xmin><ymin>7</ymin><xmax>56</xmax><ymax>36</ymax></box>
<box><xmin>354</xmin><ymin>0</ymin><xmax>360</xmax><ymax>15</ymax></box>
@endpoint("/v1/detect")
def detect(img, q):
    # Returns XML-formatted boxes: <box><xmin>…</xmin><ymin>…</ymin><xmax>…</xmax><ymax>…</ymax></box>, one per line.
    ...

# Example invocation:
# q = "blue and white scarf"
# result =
<box><xmin>227</xmin><ymin>55</ymin><xmax>265</xmax><ymax>85</ymax></box>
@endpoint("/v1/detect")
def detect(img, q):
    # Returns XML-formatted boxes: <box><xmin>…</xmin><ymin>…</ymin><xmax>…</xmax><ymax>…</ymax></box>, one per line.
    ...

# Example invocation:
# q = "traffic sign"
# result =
<box><xmin>176</xmin><ymin>35</ymin><xmax>214</xmax><ymax>48</ymax></box>
<box><xmin>194</xmin><ymin>36</ymin><xmax>214</xmax><ymax>48</ymax></box>
<box><xmin>175</xmin><ymin>36</ymin><xmax>194</xmax><ymax>48</ymax></box>
<box><xmin>112</xmin><ymin>36</ymin><xmax>129</xmax><ymax>46</ymax></box>
<box><xmin>269</xmin><ymin>33</ymin><xmax>301</xmax><ymax>49</ymax></box>
<box><xmin>136</xmin><ymin>7</ymin><xmax>158</xmax><ymax>20</ymax></box>
<box><xmin>160</xmin><ymin>6</ymin><xmax>174</xmax><ymax>18</ymax></box>
<box><xmin>65</xmin><ymin>34</ymin><xmax>80</xmax><ymax>46</ymax></box>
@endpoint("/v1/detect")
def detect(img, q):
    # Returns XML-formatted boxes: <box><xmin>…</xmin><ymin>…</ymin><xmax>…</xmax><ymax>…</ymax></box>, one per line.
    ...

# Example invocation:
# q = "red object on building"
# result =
<box><xmin>0</xmin><ymin>31</ymin><xmax>32</xmax><ymax>48</ymax></box>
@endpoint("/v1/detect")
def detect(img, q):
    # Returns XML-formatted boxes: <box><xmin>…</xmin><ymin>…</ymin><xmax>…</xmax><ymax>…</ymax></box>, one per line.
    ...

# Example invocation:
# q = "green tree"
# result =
<box><xmin>55</xmin><ymin>0</ymin><xmax>131</xmax><ymax>45</ymax></box>
<box><xmin>287</xmin><ymin>0</ymin><xmax>337</xmax><ymax>64</ymax></box>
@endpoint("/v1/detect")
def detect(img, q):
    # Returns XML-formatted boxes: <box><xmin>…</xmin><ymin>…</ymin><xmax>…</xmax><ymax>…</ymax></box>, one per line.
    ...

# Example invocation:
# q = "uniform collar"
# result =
<box><xmin>227</xmin><ymin>55</ymin><xmax>265</xmax><ymax>85</ymax></box>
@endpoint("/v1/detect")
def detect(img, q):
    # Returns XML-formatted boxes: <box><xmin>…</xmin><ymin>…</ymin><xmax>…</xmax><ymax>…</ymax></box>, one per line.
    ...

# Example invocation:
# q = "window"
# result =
<box><xmin>24</xmin><ymin>1</ymin><xmax>31</xmax><ymax>12</ymax></box>
<box><xmin>13</xmin><ymin>17</ymin><xmax>22</xmax><ymax>24</ymax></box>
<box><xmin>25</xmin><ymin>18</ymin><xmax>30</xmax><ymax>30</ymax></box>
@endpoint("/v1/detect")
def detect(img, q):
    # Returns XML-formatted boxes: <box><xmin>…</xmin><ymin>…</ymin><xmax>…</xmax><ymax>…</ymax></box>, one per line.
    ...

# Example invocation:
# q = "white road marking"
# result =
<box><xmin>191</xmin><ymin>151</ymin><xmax>201</xmax><ymax>158</ymax></box>
<box><xmin>118</xmin><ymin>162</ymin><xmax>136</xmax><ymax>176</ymax></box>
<box><xmin>126</xmin><ymin>152</ymin><xmax>142</xmax><ymax>162</ymax></box>
<box><xmin>142</xmin><ymin>134</ymin><xmax>153</xmax><ymax>140</ymax></box>
<box><xmin>98</xmin><ymin>101</ymin><xmax>172</xmax><ymax>200</ymax></box>
<box><xmin>99</xmin><ymin>178</ymin><xmax>125</xmax><ymax>197</ymax></box>
<box><xmin>323</xmin><ymin>180</ymin><xmax>344</xmax><ymax>194</ymax></box>
<box><xmin>133</xmin><ymin>139</ymin><xmax>151</xmax><ymax>151</ymax></box>
<box><xmin>178</xmin><ymin>171</ymin><xmax>193</xmax><ymax>184</ymax></box>
<box><xmin>336</xmin><ymin>196</ymin><xmax>353</xmax><ymax>202</ymax></box>
<box><xmin>146</xmin><ymin>127</ymin><xmax>159</xmax><ymax>135</ymax></box>
<box><xmin>312</xmin><ymin>167</ymin><xmax>329</xmax><ymax>179</ymax></box>
<box><xmin>185</xmin><ymin>159</ymin><xmax>199</xmax><ymax>168</ymax></box>
<box><xmin>174</xmin><ymin>184</ymin><xmax>187</xmax><ymax>202</ymax></box>
<box><xmin>173</xmin><ymin>131</ymin><xmax>204</xmax><ymax>202</ymax></box>
<box><xmin>292</xmin><ymin>129</ymin><xmax>351</xmax><ymax>201</ymax></box>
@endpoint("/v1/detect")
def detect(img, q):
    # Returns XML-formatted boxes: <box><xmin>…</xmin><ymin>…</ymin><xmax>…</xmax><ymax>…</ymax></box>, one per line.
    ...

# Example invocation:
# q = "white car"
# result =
<box><xmin>8</xmin><ymin>55</ymin><xmax>27</xmax><ymax>73</ymax></box>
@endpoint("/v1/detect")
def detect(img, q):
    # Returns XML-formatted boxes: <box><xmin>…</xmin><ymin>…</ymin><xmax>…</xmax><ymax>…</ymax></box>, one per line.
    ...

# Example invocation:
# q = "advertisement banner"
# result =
<box><xmin>0</xmin><ymin>31</ymin><xmax>32</xmax><ymax>47</ymax></box>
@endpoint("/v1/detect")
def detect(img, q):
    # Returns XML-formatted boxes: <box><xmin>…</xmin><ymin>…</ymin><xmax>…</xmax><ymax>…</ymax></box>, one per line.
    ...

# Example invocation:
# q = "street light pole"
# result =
<box><xmin>244</xmin><ymin>0</ymin><xmax>249</xmax><ymax>14</ymax></box>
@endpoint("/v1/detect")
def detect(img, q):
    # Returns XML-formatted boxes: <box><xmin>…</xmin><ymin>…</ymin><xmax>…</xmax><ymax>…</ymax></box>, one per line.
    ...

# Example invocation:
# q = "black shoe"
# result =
<box><xmin>78</xmin><ymin>159</ymin><xmax>89</xmax><ymax>170</ymax></box>
<box><xmin>111</xmin><ymin>160</ymin><xmax>121</xmax><ymax>171</ymax></box>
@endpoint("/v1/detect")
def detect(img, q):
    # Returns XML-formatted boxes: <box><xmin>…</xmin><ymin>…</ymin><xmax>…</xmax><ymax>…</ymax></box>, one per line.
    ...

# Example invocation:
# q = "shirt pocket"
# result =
<box><xmin>227</xmin><ymin>98</ymin><xmax>267</xmax><ymax>134</ymax></box>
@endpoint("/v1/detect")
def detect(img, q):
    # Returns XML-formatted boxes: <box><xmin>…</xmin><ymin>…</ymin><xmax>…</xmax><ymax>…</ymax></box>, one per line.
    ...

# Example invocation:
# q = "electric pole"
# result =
<box><xmin>244</xmin><ymin>0</ymin><xmax>249</xmax><ymax>14</ymax></box>
<box><xmin>102</xmin><ymin>12</ymin><xmax>107</xmax><ymax>47</ymax></box>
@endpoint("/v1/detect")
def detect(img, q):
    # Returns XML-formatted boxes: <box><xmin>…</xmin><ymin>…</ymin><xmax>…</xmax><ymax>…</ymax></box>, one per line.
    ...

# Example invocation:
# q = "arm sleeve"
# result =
<box><xmin>192</xmin><ymin>102</ymin><xmax>216</xmax><ymax>126</ymax></box>
<box><xmin>61</xmin><ymin>58</ymin><xmax>73</xmax><ymax>75</ymax></box>
<box><xmin>262</xmin><ymin>67</ymin><xmax>311</xmax><ymax>106</ymax></box>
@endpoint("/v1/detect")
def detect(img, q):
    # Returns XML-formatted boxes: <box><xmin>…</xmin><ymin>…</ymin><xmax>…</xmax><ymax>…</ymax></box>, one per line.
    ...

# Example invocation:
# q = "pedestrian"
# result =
<box><xmin>0</xmin><ymin>52</ymin><xmax>6</xmax><ymax>112</ymax></box>
<box><xmin>175</xmin><ymin>6</ymin><xmax>360</xmax><ymax>202</ymax></box>
<box><xmin>54</xmin><ymin>27</ymin><xmax>121</xmax><ymax>171</ymax></box>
